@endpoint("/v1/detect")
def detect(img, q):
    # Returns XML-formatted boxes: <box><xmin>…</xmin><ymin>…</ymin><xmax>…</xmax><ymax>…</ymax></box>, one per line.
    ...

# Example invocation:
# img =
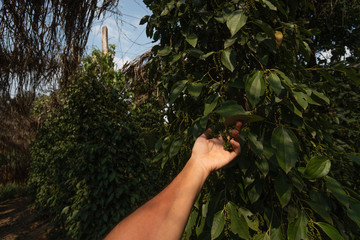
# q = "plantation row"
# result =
<box><xmin>1</xmin><ymin>0</ymin><xmax>360</xmax><ymax>239</ymax></box>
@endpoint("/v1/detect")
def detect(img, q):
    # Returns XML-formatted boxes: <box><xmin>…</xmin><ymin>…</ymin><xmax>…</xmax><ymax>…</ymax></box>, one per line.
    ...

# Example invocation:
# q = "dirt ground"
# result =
<box><xmin>0</xmin><ymin>197</ymin><xmax>51</xmax><ymax>240</ymax></box>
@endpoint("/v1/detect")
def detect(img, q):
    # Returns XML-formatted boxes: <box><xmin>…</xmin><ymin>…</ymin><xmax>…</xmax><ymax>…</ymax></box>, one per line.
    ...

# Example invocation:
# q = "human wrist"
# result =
<box><xmin>187</xmin><ymin>156</ymin><xmax>211</xmax><ymax>182</ymax></box>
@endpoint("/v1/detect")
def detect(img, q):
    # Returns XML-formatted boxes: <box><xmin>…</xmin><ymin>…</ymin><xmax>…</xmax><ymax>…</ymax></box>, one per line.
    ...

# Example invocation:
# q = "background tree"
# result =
<box><xmin>141</xmin><ymin>0</ymin><xmax>360</xmax><ymax>239</ymax></box>
<box><xmin>0</xmin><ymin>0</ymin><xmax>119</xmax><ymax>183</ymax></box>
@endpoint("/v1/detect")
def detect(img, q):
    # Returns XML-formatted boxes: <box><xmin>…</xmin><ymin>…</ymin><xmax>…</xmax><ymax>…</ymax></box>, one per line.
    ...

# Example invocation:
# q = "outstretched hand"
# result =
<box><xmin>189</xmin><ymin>122</ymin><xmax>243</xmax><ymax>175</ymax></box>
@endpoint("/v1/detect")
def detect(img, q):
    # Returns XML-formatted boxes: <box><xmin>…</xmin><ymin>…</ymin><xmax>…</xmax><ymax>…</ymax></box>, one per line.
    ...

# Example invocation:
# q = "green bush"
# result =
<box><xmin>29</xmin><ymin>49</ymin><xmax>153</xmax><ymax>239</ymax></box>
<box><xmin>142</xmin><ymin>0</ymin><xmax>360</xmax><ymax>239</ymax></box>
<box><xmin>0</xmin><ymin>183</ymin><xmax>27</xmax><ymax>201</ymax></box>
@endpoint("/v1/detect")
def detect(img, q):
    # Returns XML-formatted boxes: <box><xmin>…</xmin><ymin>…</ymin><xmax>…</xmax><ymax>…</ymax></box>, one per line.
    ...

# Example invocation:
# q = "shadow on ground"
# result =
<box><xmin>0</xmin><ymin>197</ymin><xmax>51</xmax><ymax>240</ymax></box>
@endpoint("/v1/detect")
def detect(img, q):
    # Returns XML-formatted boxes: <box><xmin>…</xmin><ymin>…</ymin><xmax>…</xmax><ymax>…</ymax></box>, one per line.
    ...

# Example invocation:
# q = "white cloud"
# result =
<box><xmin>114</xmin><ymin>56</ymin><xmax>131</xmax><ymax>70</ymax></box>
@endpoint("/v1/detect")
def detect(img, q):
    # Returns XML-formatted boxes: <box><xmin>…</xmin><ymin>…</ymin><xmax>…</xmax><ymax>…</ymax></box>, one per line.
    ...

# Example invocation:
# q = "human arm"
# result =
<box><xmin>104</xmin><ymin>122</ymin><xmax>243</xmax><ymax>240</ymax></box>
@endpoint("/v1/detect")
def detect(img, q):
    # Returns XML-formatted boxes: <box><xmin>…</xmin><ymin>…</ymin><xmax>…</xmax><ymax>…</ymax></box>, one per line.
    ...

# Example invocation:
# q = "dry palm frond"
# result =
<box><xmin>121</xmin><ymin>51</ymin><xmax>161</xmax><ymax>106</ymax></box>
<box><xmin>0</xmin><ymin>0</ymin><xmax>119</xmax><ymax>98</ymax></box>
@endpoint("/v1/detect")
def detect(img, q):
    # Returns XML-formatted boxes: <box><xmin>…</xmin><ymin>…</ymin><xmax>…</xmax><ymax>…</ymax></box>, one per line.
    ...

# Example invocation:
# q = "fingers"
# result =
<box><xmin>235</xmin><ymin>121</ymin><xmax>243</xmax><ymax>131</ymax></box>
<box><xmin>231</xmin><ymin>129</ymin><xmax>240</xmax><ymax>141</ymax></box>
<box><xmin>231</xmin><ymin>121</ymin><xmax>242</xmax><ymax>142</ymax></box>
<box><xmin>230</xmin><ymin>139</ymin><xmax>241</xmax><ymax>155</ymax></box>
<box><xmin>204</xmin><ymin>128</ymin><xmax>213</xmax><ymax>139</ymax></box>
<box><xmin>201</xmin><ymin>121</ymin><xmax>242</xmax><ymax>141</ymax></box>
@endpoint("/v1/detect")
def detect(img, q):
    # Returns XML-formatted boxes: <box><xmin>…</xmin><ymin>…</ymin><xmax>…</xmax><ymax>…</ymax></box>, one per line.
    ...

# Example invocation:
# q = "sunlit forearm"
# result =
<box><xmin>104</xmin><ymin>158</ymin><xmax>208</xmax><ymax>240</ymax></box>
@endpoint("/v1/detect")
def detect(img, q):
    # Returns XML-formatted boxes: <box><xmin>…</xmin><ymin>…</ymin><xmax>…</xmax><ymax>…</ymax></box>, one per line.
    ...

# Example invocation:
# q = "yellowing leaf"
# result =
<box><xmin>274</xmin><ymin>30</ymin><xmax>283</xmax><ymax>47</ymax></box>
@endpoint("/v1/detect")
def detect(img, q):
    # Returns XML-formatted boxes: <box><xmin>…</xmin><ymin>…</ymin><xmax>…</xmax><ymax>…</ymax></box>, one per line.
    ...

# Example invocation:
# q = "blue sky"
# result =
<box><xmin>87</xmin><ymin>0</ymin><xmax>156</xmax><ymax>69</ymax></box>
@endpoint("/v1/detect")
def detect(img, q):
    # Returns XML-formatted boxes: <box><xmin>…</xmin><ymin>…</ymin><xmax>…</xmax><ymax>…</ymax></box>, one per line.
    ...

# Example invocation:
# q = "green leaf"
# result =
<box><xmin>248</xmin><ymin>132</ymin><xmax>263</xmax><ymax>156</ymax></box>
<box><xmin>224</xmin><ymin>114</ymin><xmax>264</xmax><ymax>126</ymax></box>
<box><xmin>188</xmin><ymin>82</ymin><xmax>203</xmax><ymax>98</ymax></box>
<box><xmin>190</xmin><ymin>116</ymin><xmax>209</xmax><ymax>138</ymax></box>
<box><xmin>211</xmin><ymin>210</ymin><xmax>225</xmax><ymax>239</ymax></box>
<box><xmin>326</xmin><ymin>176</ymin><xmax>349</xmax><ymax>208</ymax></box>
<box><xmin>270</xmin><ymin>228</ymin><xmax>283</xmax><ymax>240</ymax></box>
<box><xmin>275</xmin><ymin>172</ymin><xmax>292</xmax><ymax>207</ymax></box>
<box><xmin>300</xmin><ymin>41</ymin><xmax>311</xmax><ymax>61</ymax></box>
<box><xmin>287</xmin><ymin>211</ymin><xmax>308</xmax><ymax>240</ymax></box>
<box><xmin>170</xmin><ymin>53</ymin><xmax>181</xmax><ymax>65</ymax></box>
<box><xmin>224</xmin><ymin>36</ymin><xmax>237</xmax><ymax>49</ymax></box>
<box><xmin>310</xmin><ymin>90</ymin><xmax>330</xmax><ymax>105</ymax></box>
<box><xmin>221</xmin><ymin>49</ymin><xmax>237</xmax><ymax>72</ymax></box>
<box><xmin>226</xmin><ymin>202</ymin><xmax>250</xmax><ymax>239</ymax></box>
<box><xmin>303</xmin><ymin>156</ymin><xmax>331</xmax><ymax>179</ymax></box>
<box><xmin>200</xmin><ymin>51</ymin><xmax>215</xmax><ymax>60</ymax></box>
<box><xmin>161</xmin><ymin>156</ymin><xmax>169</xmax><ymax>169</ymax></box>
<box><xmin>318</xmin><ymin>70</ymin><xmax>337</xmax><ymax>86</ymax></box>
<box><xmin>316</xmin><ymin>222</ymin><xmax>344</xmax><ymax>240</ymax></box>
<box><xmin>347</xmin><ymin>198</ymin><xmax>360</xmax><ymax>227</ymax></box>
<box><xmin>238</xmin><ymin>207</ymin><xmax>260</xmax><ymax>231</ymax></box>
<box><xmin>271</xmin><ymin>126</ymin><xmax>299</xmax><ymax>173</ymax></box>
<box><xmin>226</xmin><ymin>10</ymin><xmax>248</xmax><ymax>36</ymax></box>
<box><xmin>158</xmin><ymin>46</ymin><xmax>171</xmax><ymax>56</ymax></box>
<box><xmin>261</xmin><ymin>0</ymin><xmax>277</xmax><ymax>10</ymax></box>
<box><xmin>61</xmin><ymin>206</ymin><xmax>70</xmax><ymax>215</ymax></box>
<box><xmin>253</xmin><ymin>232</ymin><xmax>270</xmax><ymax>240</ymax></box>
<box><xmin>285</xmin><ymin>100</ymin><xmax>303</xmax><ymax>117</ymax></box>
<box><xmin>169</xmin><ymin>80</ymin><xmax>188</xmax><ymax>104</ymax></box>
<box><xmin>109</xmin><ymin>171</ymin><xmax>116</xmax><ymax>182</ymax></box>
<box><xmin>200</xmin><ymin>11</ymin><xmax>212</xmax><ymax>24</ymax></box>
<box><xmin>152</xmin><ymin>152</ymin><xmax>165</xmax><ymax>163</ymax></box>
<box><xmin>268</xmin><ymin>73</ymin><xmax>284</xmax><ymax>96</ymax></box>
<box><xmin>347</xmin><ymin>153</ymin><xmax>360</xmax><ymax>166</ymax></box>
<box><xmin>184</xmin><ymin>210</ymin><xmax>198</xmax><ymax>239</ymax></box>
<box><xmin>305</xmin><ymin>191</ymin><xmax>333</xmax><ymax>224</ymax></box>
<box><xmin>215</xmin><ymin>100</ymin><xmax>246</xmax><ymax>118</ymax></box>
<box><xmin>185</xmin><ymin>33</ymin><xmax>198</xmax><ymax>48</ymax></box>
<box><xmin>256</xmin><ymin>157</ymin><xmax>269</xmax><ymax>177</ymax></box>
<box><xmin>253</xmin><ymin>19</ymin><xmax>274</xmax><ymax>38</ymax></box>
<box><xmin>342</xmin><ymin>67</ymin><xmax>360</xmax><ymax>84</ymax></box>
<box><xmin>169</xmin><ymin>138</ymin><xmax>183</xmax><ymax>158</ymax></box>
<box><xmin>248</xmin><ymin>180</ymin><xmax>262</xmax><ymax>204</ymax></box>
<box><xmin>186</xmin><ymin>48</ymin><xmax>204</xmax><ymax>58</ymax></box>
<box><xmin>204</xmin><ymin>95</ymin><xmax>219</xmax><ymax>116</ymax></box>
<box><xmin>273</xmin><ymin>69</ymin><xmax>292</xmax><ymax>86</ymax></box>
<box><xmin>307</xmin><ymin>202</ymin><xmax>332</xmax><ymax>224</ymax></box>
<box><xmin>139</xmin><ymin>15</ymin><xmax>149</xmax><ymax>25</ymax></box>
<box><xmin>293</xmin><ymin>91</ymin><xmax>308</xmax><ymax>110</ymax></box>
<box><xmin>290</xmin><ymin>172</ymin><xmax>305</xmax><ymax>191</ymax></box>
<box><xmin>245</xmin><ymin>71</ymin><xmax>265</xmax><ymax>107</ymax></box>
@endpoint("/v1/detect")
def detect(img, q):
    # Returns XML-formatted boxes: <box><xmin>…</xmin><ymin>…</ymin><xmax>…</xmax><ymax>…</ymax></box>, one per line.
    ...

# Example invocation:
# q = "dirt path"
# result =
<box><xmin>0</xmin><ymin>197</ymin><xmax>51</xmax><ymax>240</ymax></box>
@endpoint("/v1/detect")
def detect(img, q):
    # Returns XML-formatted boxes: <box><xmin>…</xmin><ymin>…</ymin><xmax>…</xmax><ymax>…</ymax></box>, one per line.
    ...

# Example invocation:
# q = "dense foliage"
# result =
<box><xmin>141</xmin><ymin>0</ymin><xmax>360</xmax><ymax>239</ymax></box>
<box><xmin>28</xmin><ymin>49</ymin><xmax>153</xmax><ymax>239</ymax></box>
